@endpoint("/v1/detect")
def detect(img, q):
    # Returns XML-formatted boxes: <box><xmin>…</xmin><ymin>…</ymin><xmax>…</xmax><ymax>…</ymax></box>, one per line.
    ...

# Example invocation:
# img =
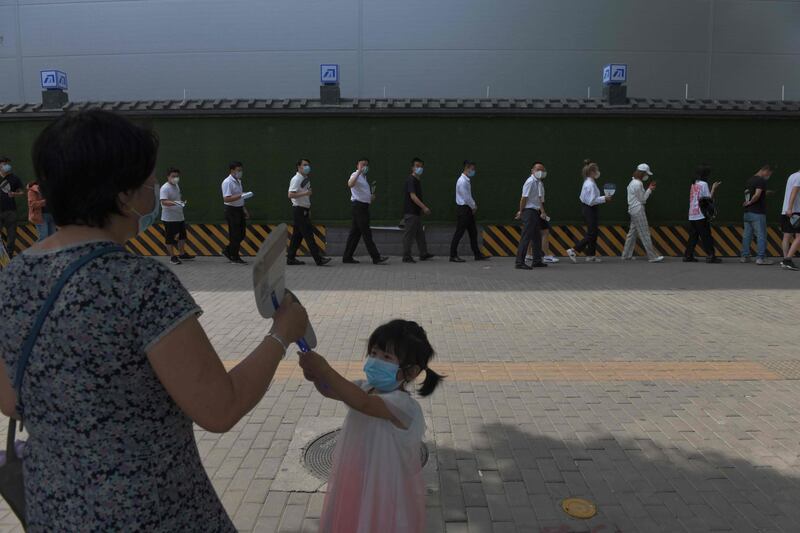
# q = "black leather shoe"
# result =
<box><xmin>515</xmin><ymin>263</ymin><xmax>533</xmax><ymax>270</ymax></box>
<box><xmin>316</xmin><ymin>257</ymin><xmax>332</xmax><ymax>266</ymax></box>
<box><xmin>706</xmin><ymin>257</ymin><xmax>722</xmax><ymax>264</ymax></box>
<box><xmin>342</xmin><ymin>258</ymin><xmax>360</xmax><ymax>264</ymax></box>
<box><xmin>402</xmin><ymin>257</ymin><xmax>416</xmax><ymax>263</ymax></box>
<box><xmin>420</xmin><ymin>254</ymin><xmax>435</xmax><ymax>261</ymax></box>
<box><xmin>475</xmin><ymin>254</ymin><xmax>490</xmax><ymax>261</ymax></box>
<box><xmin>287</xmin><ymin>258</ymin><xmax>305</xmax><ymax>266</ymax></box>
<box><xmin>232</xmin><ymin>258</ymin><xmax>248</xmax><ymax>265</ymax></box>
<box><xmin>683</xmin><ymin>257</ymin><xmax>698</xmax><ymax>263</ymax></box>
<box><xmin>532</xmin><ymin>262</ymin><xmax>548</xmax><ymax>268</ymax></box>
<box><xmin>373</xmin><ymin>256</ymin><xmax>389</xmax><ymax>265</ymax></box>
<box><xmin>450</xmin><ymin>256</ymin><xmax>466</xmax><ymax>263</ymax></box>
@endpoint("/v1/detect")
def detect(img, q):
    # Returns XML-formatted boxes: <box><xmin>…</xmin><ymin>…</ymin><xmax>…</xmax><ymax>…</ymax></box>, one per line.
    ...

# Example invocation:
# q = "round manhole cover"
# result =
<box><xmin>303</xmin><ymin>429</ymin><xmax>429</xmax><ymax>480</ymax></box>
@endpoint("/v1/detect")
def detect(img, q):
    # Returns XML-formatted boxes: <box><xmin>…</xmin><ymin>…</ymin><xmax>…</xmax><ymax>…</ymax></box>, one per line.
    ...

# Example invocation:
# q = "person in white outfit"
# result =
<box><xmin>621</xmin><ymin>163</ymin><xmax>664</xmax><ymax>263</ymax></box>
<box><xmin>567</xmin><ymin>160</ymin><xmax>612</xmax><ymax>263</ymax></box>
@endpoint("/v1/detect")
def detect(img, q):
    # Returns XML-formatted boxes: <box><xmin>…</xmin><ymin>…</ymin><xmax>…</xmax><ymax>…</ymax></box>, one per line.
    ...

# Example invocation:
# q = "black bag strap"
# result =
<box><xmin>6</xmin><ymin>244</ymin><xmax>125</xmax><ymax>460</ymax></box>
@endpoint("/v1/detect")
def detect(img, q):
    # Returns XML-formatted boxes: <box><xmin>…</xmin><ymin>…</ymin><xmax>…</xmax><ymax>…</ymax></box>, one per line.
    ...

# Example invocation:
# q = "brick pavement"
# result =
<box><xmin>1</xmin><ymin>257</ymin><xmax>799</xmax><ymax>532</ymax></box>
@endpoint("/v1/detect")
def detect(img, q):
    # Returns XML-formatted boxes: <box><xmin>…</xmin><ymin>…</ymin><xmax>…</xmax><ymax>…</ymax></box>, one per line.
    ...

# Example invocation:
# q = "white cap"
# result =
<box><xmin>637</xmin><ymin>163</ymin><xmax>653</xmax><ymax>176</ymax></box>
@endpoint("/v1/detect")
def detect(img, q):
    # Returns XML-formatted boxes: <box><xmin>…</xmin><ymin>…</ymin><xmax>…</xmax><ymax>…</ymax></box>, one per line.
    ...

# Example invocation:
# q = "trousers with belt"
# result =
<box><xmin>224</xmin><ymin>205</ymin><xmax>246</xmax><ymax>259</ymax></box>
<box><xmin>287</xmin><ymin>206</ymin><xmax>323</xmax><ymax>263</ymax></box>
<box><xmin>343</xmin><ymin>201</ymin><xmax>381</xmax><ymax>261</ymax></box>
<box><xmin>450</xmin><ymin>205</ymin><xmax>481</xmax><ymax>258</ymax></box>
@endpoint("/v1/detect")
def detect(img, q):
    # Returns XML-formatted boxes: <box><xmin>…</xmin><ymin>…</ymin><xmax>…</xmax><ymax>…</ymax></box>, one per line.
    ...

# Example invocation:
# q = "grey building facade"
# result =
<box><xmin>1</xmin><ymin>0</ymin><xmax>798</xmax><ymax>104</ymax></box>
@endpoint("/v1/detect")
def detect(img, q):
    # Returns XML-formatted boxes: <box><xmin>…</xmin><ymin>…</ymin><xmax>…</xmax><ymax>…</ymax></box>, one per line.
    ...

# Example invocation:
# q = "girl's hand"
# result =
<box><xmin>298</xmin><ymin>351</ymin><xmax>329</xmax><ymax>375</ymax></box>
<box><xmin>271</xmin><ymin>295</ymin><xmax>308</xmax><ymax>344</ymax></box>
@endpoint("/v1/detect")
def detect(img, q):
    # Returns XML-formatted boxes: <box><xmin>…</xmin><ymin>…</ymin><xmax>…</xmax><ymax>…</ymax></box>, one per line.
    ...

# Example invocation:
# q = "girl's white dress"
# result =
<box><xmin>319</xmin><ymin>381</ymin><xmax>426</xmax><ymax>533</ymax></box>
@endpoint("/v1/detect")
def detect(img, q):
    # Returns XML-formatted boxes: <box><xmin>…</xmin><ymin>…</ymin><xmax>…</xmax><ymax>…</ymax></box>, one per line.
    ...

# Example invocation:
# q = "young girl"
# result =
<box><xmin>567</xmin><ymin>159</ymin><xmax>613</xmax><ymax>263</ymax></box>
<box><xmin>298</xmin><ymin>319</ymin><xmax>443</xmax><ymax>533</ymax></box>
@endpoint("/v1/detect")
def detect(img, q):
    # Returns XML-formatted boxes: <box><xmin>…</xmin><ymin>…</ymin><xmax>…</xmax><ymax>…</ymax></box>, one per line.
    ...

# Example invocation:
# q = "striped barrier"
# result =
<box><xmin>480</xmin><ymin>224</ymin><xmax>789</xmax><ymax>258</ymax></box>
<box><xmin>2</xmin><ymin>223</ymin><xmax>326</xmax><ymax>257</ymax></box>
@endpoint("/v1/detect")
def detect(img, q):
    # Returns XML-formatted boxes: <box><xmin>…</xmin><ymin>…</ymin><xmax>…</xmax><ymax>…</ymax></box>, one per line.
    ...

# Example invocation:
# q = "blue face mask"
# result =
<box><xmin>467</xmin><ymin>169</ymin><xmax>476</xmax><ymax>178</ymax></box>
<box><xmin>364</xmin><ymin>357</ymin><xmax>401</xmax><ymax>392</ymax></box>
<box><xmin>302</xmin><ymin>165</ymin><xmax>311</xmax><ymax>175</ymax></box>
<box><xmin>131</xmin><ymin>184</ymin><xmax>160</xmax><ymax>234</ymax></box>
<box><xmin>414</xmin><ymin>167</ymin><xmax>424</xmax><ymax>176</ymax></box>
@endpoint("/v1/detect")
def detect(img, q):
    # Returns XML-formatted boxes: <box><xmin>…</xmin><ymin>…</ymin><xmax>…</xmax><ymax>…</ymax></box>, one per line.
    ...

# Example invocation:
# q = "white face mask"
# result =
<box><xmin>234</xmin><ymin>171</ymin><xmax>243</xmax><ymax>180</ymax></box>
<box><xmin>533</xmin><ymin>170</ymin><xmax>547</xmax><ymax>180</ymax></box>
<box><xmin>170</xmin><ymin>176</ymin><xmax>180</xmax><ymax>185</ymax></box>
<box><xmin>362</xmin><ymin>166</ymin><xmax>370</xmax><ymax>175</ymax></box>
<box><xmin>595</xmin><ymin>172</ymin><xmax>601</xmax><ymax>179</ymax></box>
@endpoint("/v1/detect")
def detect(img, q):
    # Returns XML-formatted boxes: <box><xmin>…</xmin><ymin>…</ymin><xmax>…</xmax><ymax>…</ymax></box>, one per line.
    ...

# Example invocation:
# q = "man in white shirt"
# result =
<box><xmin>286</xmin><ymin>159</ymin><xmax>331</xmax><ymax>266</ymax></box>
<box><xmin>160</xmin><ymin>167</ymin><xmax>193</xmax><ymax>265</ymax></box>
<box><xmin>221</xmin><ymin>161</ymin><xmax>253</xmax><ymax>265</ymax></box>
<box><xmin>621</xmin><ymin>163</ymin><xmax>664</xmax><ymax>263</ymax></box>
<box><xmin>342</xmin><ymin>157</ymin><xmax>387</xmax><ymax>264</ymax></box>
<box><xmin>514</xmin><ymin>162</ymin><xmax>548</xmax><ymax>269</ymax></box>
<box><xmin>780</xmin><ymin>170</ymin><xmax>800</xmax><ymax>270</ymax></box>
<box><xmin>450</xmin><ymin>161</ymin><xmax>489</xmax><ymax>262</ymax></box>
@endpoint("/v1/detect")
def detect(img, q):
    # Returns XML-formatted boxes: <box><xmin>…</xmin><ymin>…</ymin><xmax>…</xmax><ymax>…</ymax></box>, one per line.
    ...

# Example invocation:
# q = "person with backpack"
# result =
<box><xmin>684</xmin><ymin>164</ymin><xmax>722</xmax><ymax>263</ymax></box>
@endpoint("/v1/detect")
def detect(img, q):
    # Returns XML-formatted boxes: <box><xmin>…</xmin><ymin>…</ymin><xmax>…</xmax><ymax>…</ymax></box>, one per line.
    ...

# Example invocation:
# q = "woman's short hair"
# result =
<box><xmin>33</xmin><ymin>110</ymin><xmax>159</xmax><ymax>228</ymax></box>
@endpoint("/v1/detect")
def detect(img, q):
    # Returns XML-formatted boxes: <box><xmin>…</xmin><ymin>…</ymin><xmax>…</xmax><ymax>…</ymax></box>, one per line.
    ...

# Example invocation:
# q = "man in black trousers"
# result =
<box><xmin>450</xmin><ymin>161</ymin><xmax>490</xmax><ymax>262</ymax></box>
<box><xmin>286</xmin><ymin>159</ymin><xmax>331</xmax><ymax>266</ymax></box>
<box><xmin>402</xmin><ymin>157</ymin><xmax>434</xmax><ymax>263</ymax></box>
<box><xmin>221</xmin><ymin>161</ymin><xmax>252</xmax><ymax>265</ymax></box>
<box><xmin>342</xmin><ymin>157</ymin><xmax>388</xmax><ymax>264</ymax></box>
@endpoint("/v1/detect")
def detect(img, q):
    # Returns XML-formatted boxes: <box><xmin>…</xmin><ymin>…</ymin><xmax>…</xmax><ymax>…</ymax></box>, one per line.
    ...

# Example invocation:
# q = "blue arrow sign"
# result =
<box><xmin>320</xmin><ymin>64</ymin><xmax>339</xmax><ymax>85</ymax></box>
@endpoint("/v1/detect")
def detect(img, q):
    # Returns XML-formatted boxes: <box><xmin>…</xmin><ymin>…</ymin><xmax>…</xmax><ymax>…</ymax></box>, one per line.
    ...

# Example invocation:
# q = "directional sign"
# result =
<box><xmin>602</xmin><ymin>64</ymin><xmax>627</xmax><ymax>85</ymax></box>
<box><xmin>41</xmin><ymin>70</ymin><xmax>68</xmax><ymax>90</ymax></box>
<box><xmin>320</xmin><ymin>64</ymin><xmax>339</xmax><ymax>85</ymax></box>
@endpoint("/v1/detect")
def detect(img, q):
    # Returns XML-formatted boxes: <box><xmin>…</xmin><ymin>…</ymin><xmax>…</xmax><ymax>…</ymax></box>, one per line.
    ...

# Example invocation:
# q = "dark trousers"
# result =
<box><xmin>287</xmin><ymin>207</ymin><xmax>322</xmax><ymax>262</ymax></box>
<box><xmin>450</xmin><ymin>205</ymin><xmax>481</xmax><ymax>258</ymax></box>
<box><xmin>343</xmin><ymin>201</ymin><xmax>381</xmax><ymax>261</ymax></box>
<box><xmin>1</xmin><ymin>210</ymin><xmax>17</xmax><ymax>256</ymax></box>
<box><xmin>224</xmin><ymin>206</ymin><xmax>246</xmax><ymax>259</ymax></box>
<box><xmin>685</xmin><ymin>219</ymin><xmax>716</xmax><ymax>259</ymax></box>
<box><xmin>402</xmin><ymin>214</ymin><xmax>429</xmax><ymax>258</ymax></box>
<box><xmin>516</xmin><ymin>208</ymin><xmax>544</xmax><ymax>265</ymax></box>
<box><xmin>573</xmin><ymin>204</ymin><xmax>599</xmax><ymax>256</ymax></box>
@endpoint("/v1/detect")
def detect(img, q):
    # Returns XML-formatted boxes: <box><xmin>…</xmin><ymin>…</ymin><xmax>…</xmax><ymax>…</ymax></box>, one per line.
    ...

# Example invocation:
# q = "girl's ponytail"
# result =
<box><xmin>418</xmin><ymin>367</ymin><xmax>444</xmax><ymax>397</ymax></box>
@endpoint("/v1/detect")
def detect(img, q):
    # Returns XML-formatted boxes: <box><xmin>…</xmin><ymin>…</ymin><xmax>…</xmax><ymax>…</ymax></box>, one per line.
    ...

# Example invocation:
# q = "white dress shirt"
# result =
<box><xmin>222</xmin><ymin>175</ymin><xmax>244</xmax><ymax>207</ymax></box>
<box><xmin>579</xmin><ymin>178</ymin><xmax>606</xmax><ymax>206</ymax></box>
<box><xmin>455</xmin><ymin>174</ymin><xmax>477</xmax><ymax>210</ymax></box>
<box><xmin>350</xmin><ymin>171</ymin><xmax>372</xmax><ymax>203</ymax></box>
<box><xmin>522</xmin><ymin>175</ymin><xmax>544</xmax><ymax>210</ymax></box>
<box><xmin>289</xmin><ymin>172</ymin><xmax>311</xmax><ymax>208</ymax></box>
<box><xmin>627</xmin><ymin>177</ymin><xmax>652</xmax><ymax>215</ymax></box>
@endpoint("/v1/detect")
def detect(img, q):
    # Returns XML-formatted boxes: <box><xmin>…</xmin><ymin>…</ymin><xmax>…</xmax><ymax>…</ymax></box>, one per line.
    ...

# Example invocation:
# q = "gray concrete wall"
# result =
<box><xmin>1</xmin><ymin>0</ymin><xmax>798</xmax><ymax>104</ymax></box>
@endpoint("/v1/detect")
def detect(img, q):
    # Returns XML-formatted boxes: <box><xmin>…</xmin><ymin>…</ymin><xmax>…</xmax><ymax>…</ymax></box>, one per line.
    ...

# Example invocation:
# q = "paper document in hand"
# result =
<box><xmin>241</xmin><ymin>192</ymin><xmax>254</xmax><ymax>200</ymax></box>
<box><xmin>252</xmin><ymin>223</ymin><xmax>317</xmax><ymax>349</ymax></box>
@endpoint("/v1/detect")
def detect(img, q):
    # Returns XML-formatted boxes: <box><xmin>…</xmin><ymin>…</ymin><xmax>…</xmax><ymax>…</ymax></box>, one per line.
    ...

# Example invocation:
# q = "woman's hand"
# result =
<box><xmin>270</xmin><ymin>294</ymin><xmax>308</xmax><ymax>344</ymax></box>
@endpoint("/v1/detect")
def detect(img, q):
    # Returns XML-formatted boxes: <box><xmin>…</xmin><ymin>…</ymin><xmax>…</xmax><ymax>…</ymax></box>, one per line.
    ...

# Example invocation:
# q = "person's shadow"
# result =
<box><xmin>425</xmin><ymin>421</ymin><xmax>800</xmax><ymax>533</ymax></box>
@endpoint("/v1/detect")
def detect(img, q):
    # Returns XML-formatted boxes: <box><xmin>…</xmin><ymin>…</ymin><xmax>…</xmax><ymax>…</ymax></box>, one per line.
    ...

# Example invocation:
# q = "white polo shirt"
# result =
<box><xmin>222</xmin><ymin>175</ymin><xmax>244</xmax><ymax>207</ymax></box>
<box><xmin>289</xmin><ymin>172</ymin><xmax>311</xmax><ymax>208</ymax></box>
<box><xmin>159</xmin><ymin>182</ymin><xmax>184</xmax><ymax>222</ymax></box>
<box><xmin>350</xmin><ymin>171</ymin><xmax>372</xmax><ymax>203</ymax></box>
<box><xmin>522</xmin><ymin>175</ymin><xmax>544</xmax><ymax>210</ymax></box>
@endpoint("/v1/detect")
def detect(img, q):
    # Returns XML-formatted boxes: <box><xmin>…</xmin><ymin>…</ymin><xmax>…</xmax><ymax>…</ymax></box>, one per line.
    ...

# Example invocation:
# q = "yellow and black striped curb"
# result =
<box><xmin>3</xmin><ymin>223</ymin><xmax>326</xmax><ymax>257</ymax></box>
<box><xmin>480</xmin><ymin>224</ymin><xmax>788</xmax><ymax>258</ymax></box>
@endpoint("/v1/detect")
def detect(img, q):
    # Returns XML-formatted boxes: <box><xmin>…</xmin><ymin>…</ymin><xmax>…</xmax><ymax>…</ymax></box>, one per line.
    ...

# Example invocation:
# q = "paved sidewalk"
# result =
<box><xmin>2</xmin><ymin>257</ymin><xmax>799</xmax><ymax>532</ymax></box>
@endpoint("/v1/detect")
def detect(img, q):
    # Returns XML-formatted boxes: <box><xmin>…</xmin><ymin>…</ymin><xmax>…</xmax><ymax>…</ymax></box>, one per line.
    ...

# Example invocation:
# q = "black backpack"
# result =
<box><xmin>699</xmin><ymin>197</ymin><xmax>717</xmax><ymax>221</ymax></box>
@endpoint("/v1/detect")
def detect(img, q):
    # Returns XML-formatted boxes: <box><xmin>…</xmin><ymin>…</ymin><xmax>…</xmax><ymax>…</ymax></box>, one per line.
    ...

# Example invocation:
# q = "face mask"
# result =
<box><xmin>234</xmin><ymin>171</ymin><xmax>243</xmax><ymax>180</ymax></box>
<box><xmin>467</xmin><ymin>169</ymin><xmax>476</xmax><ymax>178</ymax></box>
<box><xmin>595</xmin><ymin>172</ymin><xmax>601</xmax><ymax>179</ymax></box>
<box><xmin>362</xmin><ymin>166</ymin><xmax>369</xmax><ymax>175</ymax></box>
<box><xmin>414</xmin><ymin>167</ymin><xmax>424</xmax><ymax>176</ymax></box>
<box><xmin>533</xmin><ymin>170</ymin><xmax>547</xmax><ymax>180</ymax></box>
<box><xmin>302</xmin><ymin>165</ymin><xmax>311</xmax><ymax>175</ymax></box>
<box><xmin>0</xmin><ymin>164</ymin><xmax>11</xmax><ymax>174</ymax></box>
<box><xmin>170</xmin><ymin>177</ymin><xmax>180</xmax><ymax>185</ymax></box>
<box><xmin>363</xmin><ymin>357</ymin><xmax>401</xmax><ymax>392</ymax></box>
<box><xmin>131</xmin><ymin>185</ymin><xmax>160</xmax><ymax>234</ymax></box>
<box><xmin>643</xmin><ymin>175</ymin><xmax>649</xmax><ymax>182</ymax></box>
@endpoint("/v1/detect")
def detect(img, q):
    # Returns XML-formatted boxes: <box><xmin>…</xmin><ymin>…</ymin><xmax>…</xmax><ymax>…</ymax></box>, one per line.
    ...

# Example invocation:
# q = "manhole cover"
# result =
<box><xmin>303</xmin><ymin>429</ymin><xmax>429</xmax><ymax>480</ymax></box>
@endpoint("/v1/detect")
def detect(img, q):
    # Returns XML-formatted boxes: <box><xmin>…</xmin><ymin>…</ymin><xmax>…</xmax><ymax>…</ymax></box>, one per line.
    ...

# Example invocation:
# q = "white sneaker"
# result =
<box><xmin>648</xmin><ymin>256</ymin><xmax>665</xmax><ymax>263</ymax></box>
<box><xmin>621</xmin><ymin>256</ymin><xmax>637</xmax><ymax>261</ymax></box>
<box><xmin>525</xmin><ymin>254</ymin><xmax>534</xmax><ymax>262</ymax></box>
<box><xmin>740</xmin><ymin>256</ymin><xmax>751</xmax><ymax>263</ymax></box>
<box><xmin>756</xmin><ymin>258</ymin><xmax>773</xmax><ymax>266</ymax></box>
<box><xmin>567</xmin><ymin>249</ymin><xmax>577</xmax><ymax>263</ymax></box>
<box><xmin>543</xmin><ymin>256</ymin><xmax>559</xmax><ymax>263</ymax></box>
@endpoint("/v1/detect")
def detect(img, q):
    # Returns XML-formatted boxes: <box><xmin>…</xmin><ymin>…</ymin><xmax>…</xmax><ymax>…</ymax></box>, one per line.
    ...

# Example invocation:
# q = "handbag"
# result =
<box><xmin>699</xmin><ymin>197</ymin><xmax>717</xmax><ymax>221</ymax></box>
<box><xmin>0</xmin><ymin>244</ymin><xmax>124</xmax><ymax>529</ymax></box>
